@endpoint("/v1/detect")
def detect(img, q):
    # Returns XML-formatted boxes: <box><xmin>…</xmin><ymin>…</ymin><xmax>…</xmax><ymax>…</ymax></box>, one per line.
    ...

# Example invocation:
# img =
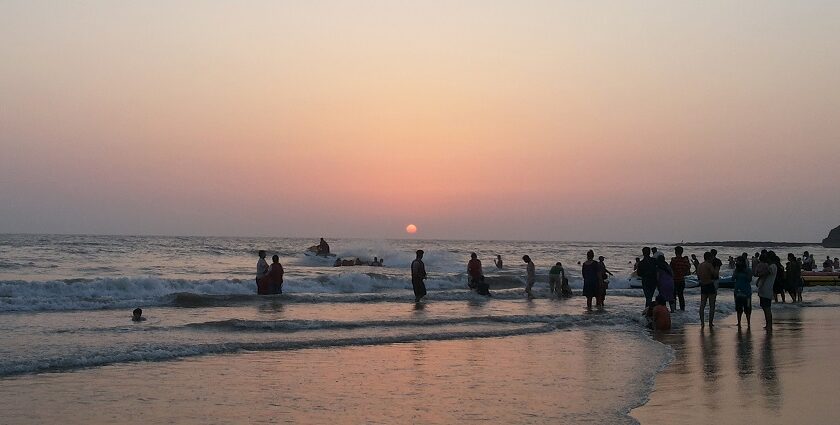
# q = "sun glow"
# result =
<box><xmin>405</xmin><ymin>224</ymin><xmax>417</xmax><ymax>234</ymax></box>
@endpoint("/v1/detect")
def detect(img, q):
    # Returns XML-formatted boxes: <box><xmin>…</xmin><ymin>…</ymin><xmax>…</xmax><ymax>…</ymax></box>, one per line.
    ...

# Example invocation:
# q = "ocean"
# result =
<box><xmin>1</xmin><ymin>234</ymin><xmax>838</xmax><ymax>424</ymax></box>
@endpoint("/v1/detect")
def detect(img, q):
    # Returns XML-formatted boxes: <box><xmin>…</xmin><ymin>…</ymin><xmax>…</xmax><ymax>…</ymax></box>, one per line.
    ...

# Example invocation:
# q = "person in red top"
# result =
<box><xmin>467</xmin><ymin>252</ymin><xmax>483</xmax><ymax>289</ymax></box>
<box><xmin>670</xmin><ymin>246</ymin><xmax>692</xmax><ymax>311</ymax></box>
<box><xmin>650</xmin><ymin>295</ymin><xmax>671</xmax><ymax>331</ymax></box>
<box><xmin>267</xmin><ymin>255</ymin><xmax>284</xmax><ymax>294</ymax></box>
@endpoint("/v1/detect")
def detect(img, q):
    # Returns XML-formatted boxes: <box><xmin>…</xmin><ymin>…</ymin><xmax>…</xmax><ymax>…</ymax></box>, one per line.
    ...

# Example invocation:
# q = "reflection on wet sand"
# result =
<box><xmin>634</xmin><ymin>306</ymin><xmax>840</xmax><ymax>424</ymax></box>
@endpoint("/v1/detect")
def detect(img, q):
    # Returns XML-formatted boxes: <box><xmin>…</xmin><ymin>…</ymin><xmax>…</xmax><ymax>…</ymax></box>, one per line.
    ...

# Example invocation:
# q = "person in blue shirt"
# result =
<box><xmin>732</xmin><ymin>257</ymin><xmax>753</xmax><ymax>328</ymax></box>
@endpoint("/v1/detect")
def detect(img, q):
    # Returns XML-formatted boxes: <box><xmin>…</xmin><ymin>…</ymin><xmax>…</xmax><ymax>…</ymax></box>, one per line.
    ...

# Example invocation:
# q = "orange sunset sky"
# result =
<box><xmin>1</xmin><ymin>1</ymin><xmax>839</xmax><ymax>241</ymax></box>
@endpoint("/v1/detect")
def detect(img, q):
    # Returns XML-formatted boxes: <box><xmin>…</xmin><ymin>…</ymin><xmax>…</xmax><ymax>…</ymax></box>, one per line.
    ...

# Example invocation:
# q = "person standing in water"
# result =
<box><xmin>755</xmin><ymin>252</ymin><xmax>776</xmax><ymax>330</ymax></box>
<box><xmin>596</xmin><ymin>256</ymin><xmax>612</xmax><ymax>307</ymax></box>
<box><xmin>697</xmin><ymin>251</ymin><xmax>719</xmax><ymax>327</ymax></box>
<box><xmin>494</xmin><ymin>255</ymin><xmax>503</xmax><ymax>269</ymax></box>
<box><xmin>581</xmin><ymin>250</ymin><xmax>599</xmax><ymax>310</ymax></box>
<box><xmin>256</xmin><ymin>250</ymin><xmax>270</xmax><ymax>293</ymax></box>
<box><xmin>549</xmin><ymin>262</ymin><xmax>565</xmax><ymax>295</ymax></box>
<box><xmin>733</xmin><ymin>256</ymin><xmax>753</xmax><ymax>328</ymax></box>
<box><xmin>268</xmin><ymin>254</ymin><xmax>284</xmax><ymax>294</ymax></box>
<box><xmin>316</xmin><ymin>238</ymin><xmax>330</xmax><ymax>256</ymax></box>
<box><xmin>637</xmin><ymin>247</ymin><xmax>658</xmax><ymax>311</ymax></box>
<box><xmin>670</xmin><ymin>246</ymin><xmax>691</xmax><ymax>311</ymax></box>
<box><xmin>691</xmin><ymin>254</ymin><xmax>701</xmax><ymax>274</ymax></box>
<box><xmin>467</xmin><ymin>252</ymin><xmax>483</xmax><ymax>290</ymax></box>
<box><xmin>786</xmin><ymin>253</ymin><xmax>802</xmax><ymax>303</ymax></box>
<box><xmin>411</xmin><ymin>250</ymin><xmax>427</xmax><ymax>303</ymax></box>
<box><xmin>523</xmin><ymin>255</ymin><xmax>536</xmax><ymax>297</ymax></box>
<box><xmin>656</xmin><ymin>255</ymin><xmax>676</xmax><ymax>312</ymax></box>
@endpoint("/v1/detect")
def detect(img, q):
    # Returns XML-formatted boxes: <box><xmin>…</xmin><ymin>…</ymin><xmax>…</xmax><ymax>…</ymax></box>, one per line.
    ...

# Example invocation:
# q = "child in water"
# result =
<box><xmin>132</xmin><ymin>308</ymin><xmax>146</xmax><ymax>322</ymax></box>
<box><xmin>647</xmin><ymin>296</ymin><xmax>671</xmax><ymax>331</ymax></box>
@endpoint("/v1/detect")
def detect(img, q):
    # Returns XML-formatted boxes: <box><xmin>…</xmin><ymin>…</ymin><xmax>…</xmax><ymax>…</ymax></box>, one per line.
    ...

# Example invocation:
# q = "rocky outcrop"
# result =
<box><xmin>823</xmin><ymin>225</ymin><xmax>840</xmax><ymax>248</ymax></box>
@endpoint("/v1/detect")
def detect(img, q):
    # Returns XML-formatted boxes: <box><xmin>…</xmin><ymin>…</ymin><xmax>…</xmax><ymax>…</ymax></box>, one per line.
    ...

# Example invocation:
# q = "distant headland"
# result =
<box><xmin>683</xmin><ymin>225</ymin><xmax>840</xmax><ymax>248</ymax></box>
<box><xmin>824</xmin><ymin>225</ymin><xmax>840</xmax><ymax>248</ymax></box>
<box><xmin>681</xmin><ymin>241</ymin><xmax>816</xmax><ymax>248</ymax></box>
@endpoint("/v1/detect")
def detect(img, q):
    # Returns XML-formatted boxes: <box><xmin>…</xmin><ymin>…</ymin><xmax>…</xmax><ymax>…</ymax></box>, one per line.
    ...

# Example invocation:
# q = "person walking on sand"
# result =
<box><xmin>256</xmin><ymin>250</ymin><xmax>270</xmax><ymax>294</ymax></box>
<box><xmin>656</xmin><ymin>255</ymin><xmax>676</xmax><ymax>312</ymax></box>
<box><xmin>670</xmin><ymin>246</ymin><xmax>691</xmax><ymax>311</ymax></box>
<box><xmin>411</xmin><ymin>250</ymin><xmax>428</xmax><ymax>303</ymax></box>
<box><xmin>523</xmin><ymin>255</ymin><xmax>536</xmax><ymax>297</ymax></box>
<box><xmin>697</xmin><ymin>251</ymin><xmax>719</xmax><ymax>327</ymax></box>
<box><xmin>733</xmin><ymin>256</ymin><xmax>753</xmax><ymax>328</ymax></box>
<box><xmin>268</xmin><ymin>255</ymin><xmax>284</xmax><ymax>294</ymax></box>
<box><xmin>581</xmin><ymin>250</ymin><xmax>599</xmax><ymax>310</ymax></box>
<box><xmin>637</xmin><ymin>247</ymin><xmax>658</xmax><ymax>311</ymax></box>
<box><xmin>755</xmin><ymin>252</ymin><xmax>776</xmax><ymax>330</ymax></box>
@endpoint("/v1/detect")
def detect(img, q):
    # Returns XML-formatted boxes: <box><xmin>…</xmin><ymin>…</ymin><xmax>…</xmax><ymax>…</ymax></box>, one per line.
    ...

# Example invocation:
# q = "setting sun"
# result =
<box><xmin>405</xmin><ymin>224</ymin><xmax>417</xmax><ymax>234</ymax></box>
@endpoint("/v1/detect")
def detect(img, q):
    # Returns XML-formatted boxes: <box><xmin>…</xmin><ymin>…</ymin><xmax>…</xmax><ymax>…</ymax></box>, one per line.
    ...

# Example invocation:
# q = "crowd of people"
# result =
<box><xmin>253</xmin><ymin>245</ymin><xmax>832</xmax><ymax>331</ymax></box>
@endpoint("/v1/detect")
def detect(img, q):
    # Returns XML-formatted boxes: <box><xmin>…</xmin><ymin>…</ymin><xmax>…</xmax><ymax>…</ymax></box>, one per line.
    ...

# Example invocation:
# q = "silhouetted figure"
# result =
<box><xmin>670</xmin><ymin>246</ymin><xmax>691</xmax><ymax>311</ymax></box>
<box><xmin>268</xmin><ymin>254</ymin><xmax>284</xmax><ymax>294</ymax></box>
<box><xmin>494</xmin><ymin>255</ymin><xmax>503</xmax><ymax>269</ymax></box>
<box><xmin>637</xmin><ymin>247</ymin><xmax>658</xmax><ymax>310</ymax></box>
<box><xmin>523</xmin><ymin>255</ymin><xmax>535</xmax><ymax>297</ymax></box>
<box><xmin>581</xmin><ymin>250</ymin><xmax>599</xmax><ymax>310</ymax></box>
<box><xmin>132</xmin><ymin>308</ymin><xmax>146</xmax><ymax>322</ymax></box>
<box><xmin>411</xmin><ymin>250</ymin><xmax>427</xmax><ymax>303</ymax></box>
<box><xmin>317</xmin><ymin>238</ymin><xmax>330</xmax><ymax>256</ymax></box>
<box><xmin>733</xmin><ymin>257</ymin><xmax>752</xmax><ymax>328</ymax></box>
<box><xmin>697</xmin><ymin>251</ymin><xmax>719</xmax><ymax>327</ymax></box>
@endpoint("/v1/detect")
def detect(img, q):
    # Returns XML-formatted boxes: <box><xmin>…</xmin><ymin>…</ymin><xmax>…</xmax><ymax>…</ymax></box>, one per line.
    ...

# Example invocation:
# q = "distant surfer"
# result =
<box><xmin>131</xmin><ymin>308</ymin><xmax>146</xmax><ymax>322</ymax></box>
<box><xmin>522</xmin><ymin>255</ymin><xmax>535</xmax><ymax>297</ymax></box>
<box><xmin>411</xmin><ymin>250</ymin><xmax>427</xmax><ymax>303</ymax></box>
<box><xmin>494</xmin><ymin>255</ymin><xmax>503</xmax><ymax>269</ymax></box>
<box><xmin>256</xmin><ymin>250</ymin><xmax>270</xmax><ymax>294</ymax></box>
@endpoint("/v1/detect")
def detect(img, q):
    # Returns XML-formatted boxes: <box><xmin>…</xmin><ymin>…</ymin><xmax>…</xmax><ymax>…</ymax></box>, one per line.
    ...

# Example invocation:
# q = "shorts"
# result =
<box><xmin>734</xmin><ymin>295</ymin><xmax>751</xmax><ymax>312</ymax></box>
<box><xmin>700</xmin><ymin>284</ymin><xmax>717</xmax><ymax>295</ymax></box>
<box><xmin>759</xmin><ymin>297</ymin><xmax>772</xmax><ymax>309</ymax></box>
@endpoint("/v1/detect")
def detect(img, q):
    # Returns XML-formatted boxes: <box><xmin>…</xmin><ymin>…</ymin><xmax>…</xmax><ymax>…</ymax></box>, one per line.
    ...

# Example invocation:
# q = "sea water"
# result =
<box><xmin>1</xmin><ymin>234</ymin><xmax>838</xmax><ymax>423</ymax></box>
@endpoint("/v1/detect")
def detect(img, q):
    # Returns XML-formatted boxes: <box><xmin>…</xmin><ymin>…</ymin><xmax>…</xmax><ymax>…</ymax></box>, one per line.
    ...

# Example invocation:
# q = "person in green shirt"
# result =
<box><xmin>549</xmin><ymin>262</ymin><xmax>565</xmax><ymax>296</ymax></box>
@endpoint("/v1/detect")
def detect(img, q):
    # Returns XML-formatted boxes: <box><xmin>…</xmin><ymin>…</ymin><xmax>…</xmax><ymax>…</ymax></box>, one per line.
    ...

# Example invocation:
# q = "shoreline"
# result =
<box><xmin>631</xmin><ymin>295</ymin><xmax>840</xmax><ymax>424</ymax></box>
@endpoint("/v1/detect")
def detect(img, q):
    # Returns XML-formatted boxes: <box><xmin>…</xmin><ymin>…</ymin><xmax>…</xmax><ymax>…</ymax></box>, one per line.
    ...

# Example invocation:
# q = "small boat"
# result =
<box><xmin>802</xmin><ymin>271</ymin><xmax>840</xmax><ymax>286</ymax></box>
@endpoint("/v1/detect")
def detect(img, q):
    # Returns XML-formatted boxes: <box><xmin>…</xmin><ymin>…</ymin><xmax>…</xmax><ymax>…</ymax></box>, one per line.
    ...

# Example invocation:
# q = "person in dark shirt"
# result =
<box><xmin>670</xmin><ymin>246</ymin><xmax>692</xmax><ymax>311</ymax></box>
<box><xmin>637</xmin><ymin>247</ymin><xmax>659</xmax><ymax>311</ymax></box>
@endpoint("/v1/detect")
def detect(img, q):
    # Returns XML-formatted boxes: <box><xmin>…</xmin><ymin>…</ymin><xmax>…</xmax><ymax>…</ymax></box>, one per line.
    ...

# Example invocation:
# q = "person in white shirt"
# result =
<box><xmin>755</xmin><ymin>252</ymin><xmax>776</xmax><ymax>330</ymax></box>
<box><xmin>523</xmin><ymin>255</ymin><xmax>536</xmax><ymax>297</ymax></box>
<box><xmin>256</xmin><ymin>250</ymin><xmax>269</xmax><ymax>290</ymax></box>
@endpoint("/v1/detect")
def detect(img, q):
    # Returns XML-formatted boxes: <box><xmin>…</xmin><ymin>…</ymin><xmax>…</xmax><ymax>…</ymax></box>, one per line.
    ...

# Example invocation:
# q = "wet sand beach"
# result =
<box><xmin>632</xmin><ymin>299</ymin><xmax>840</xmax><ymax>424</ymax></box>
<box><xmin>0</xmin><ymin>327</ymin><xmax>667</xmax><ymax>424</ymax></box>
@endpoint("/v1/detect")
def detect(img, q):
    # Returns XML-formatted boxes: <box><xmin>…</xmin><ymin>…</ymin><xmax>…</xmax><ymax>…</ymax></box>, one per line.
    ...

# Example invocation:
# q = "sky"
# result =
<box><xmin>1</xmin><ymin>1</ymin><xmax>839</xmax><ymax>242</ymax></box>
